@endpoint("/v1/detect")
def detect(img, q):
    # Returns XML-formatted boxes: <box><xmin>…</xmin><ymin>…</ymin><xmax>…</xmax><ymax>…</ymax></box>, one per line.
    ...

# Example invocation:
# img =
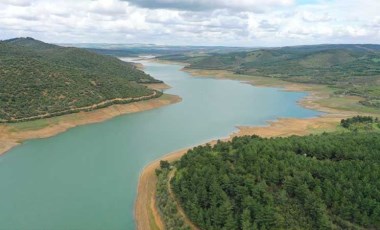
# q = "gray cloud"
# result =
<box><xmin>0</xmin><ymin>0</ymin><xmax>32</xmax><ymax>7</ymax></box>
<box><xmin>124</xmin><ymin>0</ymin><xmax>214</xmax><ymax>11</ymax></box>
<box><xmin>259</xmin><ymin>20</ymin><xmax>279</xmax><ymax>32</ymax></box>
<box><xmin>123</xmin><ymin>0</ymin><xmax>294</xmax><ymax>12</ymax></box>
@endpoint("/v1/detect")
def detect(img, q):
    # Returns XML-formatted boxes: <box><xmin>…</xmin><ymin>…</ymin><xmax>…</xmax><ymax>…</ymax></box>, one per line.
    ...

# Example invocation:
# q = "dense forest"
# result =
<box><xmin>171</xmin><ymin>132</ymin><xmax>380</xmax><ymax>229</ymax></box>
<box><xmin>160</xmin><ymin>44</ymin><xmax>380</xmax><ymax>108</ymax></box>
<box><xmin>0</xmin><ymin>37</ymin><xmax>162</xmax><ymax>122</ymax></box>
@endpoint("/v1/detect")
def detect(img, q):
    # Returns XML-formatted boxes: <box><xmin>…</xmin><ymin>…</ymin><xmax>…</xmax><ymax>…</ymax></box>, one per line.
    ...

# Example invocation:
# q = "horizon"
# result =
<box><xmin>58</xmin><ymin>42</ymin><xmax>380</xmax><ymax>47</ymax></box>
<box><xmin>2</xmin><ymin>37</ymin><xmax>380</xmax><ymax>49</ymax></box>
<box><xmin>0</xmin><ymin>0</ymin><xmax>379</xmax><ymax>46</ymax></box>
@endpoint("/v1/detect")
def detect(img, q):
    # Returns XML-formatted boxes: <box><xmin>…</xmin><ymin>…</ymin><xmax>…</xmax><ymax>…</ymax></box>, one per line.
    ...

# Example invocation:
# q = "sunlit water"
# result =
<box><xmin>0</xmin><ymin>60</ymin><xmax>321</xmax><ymax>230</ymax></box>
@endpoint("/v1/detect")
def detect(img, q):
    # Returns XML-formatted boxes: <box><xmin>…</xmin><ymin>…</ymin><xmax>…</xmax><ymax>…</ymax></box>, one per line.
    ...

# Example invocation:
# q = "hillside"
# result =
<box><xmin>170</xmin><ymin>132</ymin><xmax>380</xmax><ymax>230</ymax></box>
<box><xmin>0</xmin><ymin>37</ymin><xmax>162</xmax><ymax>122</ymax></box>
<box><xmin>160</xmin><ymin>44</ymin><xmax>380</xmax><ymax>108</ymax></box>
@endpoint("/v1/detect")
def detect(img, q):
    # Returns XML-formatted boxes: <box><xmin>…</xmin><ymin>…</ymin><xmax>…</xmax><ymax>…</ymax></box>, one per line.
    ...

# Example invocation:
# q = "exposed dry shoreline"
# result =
<box><xmin>135</xmin><ymin>60</ymin><xmax>379</xmax><ymax>230</ymax></box>
<box><xmin>134</xmin><ymin>115</ymin><xmax>346</xmax><ymax>230</ymax></box>
<box><xmin>4</xmin><ymin>91</ymin><xmax>159</xmax><ymax>123</ymax></box>
<box><xmin>0</xmin><ymin>85</ymin><xmax>181</xmax><ymax>156</ymax></box>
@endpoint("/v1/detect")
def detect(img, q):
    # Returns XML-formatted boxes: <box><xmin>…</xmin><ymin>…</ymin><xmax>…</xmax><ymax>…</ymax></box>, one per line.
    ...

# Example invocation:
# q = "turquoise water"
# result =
<box><xmin>0</xmin><ymin>61</ymin><xmax>321</xmax><ymax>230</ymax></box>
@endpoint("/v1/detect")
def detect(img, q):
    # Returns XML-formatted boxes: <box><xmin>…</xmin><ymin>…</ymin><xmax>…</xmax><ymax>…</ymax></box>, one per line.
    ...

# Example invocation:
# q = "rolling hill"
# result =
<box><xmin>160</xmin><ymin>44</ymin><xmax>380</xmax><ymax>108</ymax></box>
<box><xmin>0</xmin><ymin>37</ymin><xmax>162</xmax><ymax>122</ymax></box>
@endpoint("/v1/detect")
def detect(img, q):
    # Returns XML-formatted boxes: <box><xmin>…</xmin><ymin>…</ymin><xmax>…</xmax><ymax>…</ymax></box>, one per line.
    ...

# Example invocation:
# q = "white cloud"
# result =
<box><xmin>0</xmin><ymin>0</ymin><xmax>379</xmax><ymax>46</ymax></box>
<box><xmin>301</xmin><ymin>12</ymin><xmax>332</xmax><ymax>23</ymax></box>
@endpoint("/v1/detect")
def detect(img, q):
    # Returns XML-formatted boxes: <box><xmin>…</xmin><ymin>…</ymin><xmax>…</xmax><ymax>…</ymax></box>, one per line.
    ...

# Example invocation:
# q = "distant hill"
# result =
<box><xmin>85</xmin><ymin>46</ymin><xmax>256</xmax><ymax>57</ymax></box>
<box><xmin>0</xmin><ymin>37</ymin><xmax>162</xmax><ymax>122</ymax></box>
<box><xmin>160</xmin><ymin>44</ymin><xmax>380</xmax><ymax>108</ymax></box>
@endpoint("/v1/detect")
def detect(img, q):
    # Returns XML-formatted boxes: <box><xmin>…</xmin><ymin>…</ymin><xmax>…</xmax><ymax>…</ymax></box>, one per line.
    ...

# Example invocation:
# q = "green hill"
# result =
<box><xmin>0</xmin><ymin>37</ymin><xmax>162</xmax><ymax>122</ymax></box>
<box><xmin>170</xmin><ymin>132</ymin><xmax>380</xmax><ymax>229</ymax></box>
<box><xmin>160</xmin><ymin>44</ymin><xmax>380</xmax><ymax>108</ymax></box>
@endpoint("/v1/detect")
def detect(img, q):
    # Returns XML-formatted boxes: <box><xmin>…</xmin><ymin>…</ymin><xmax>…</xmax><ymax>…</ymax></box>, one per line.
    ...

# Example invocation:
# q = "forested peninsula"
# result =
<box><xmin>0</xmin><ymin>37</ymin><xmax>163</xmax><ymax>122</ymax></box>
<box><xmin>165</xmin><ymin>128</ymin><xmax>380</xmax><ymax>230</ymax></box>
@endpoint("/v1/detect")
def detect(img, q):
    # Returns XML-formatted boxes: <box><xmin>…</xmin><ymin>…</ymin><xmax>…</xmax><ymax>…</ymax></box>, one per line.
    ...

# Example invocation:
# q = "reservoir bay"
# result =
<box><xmin>0</xmin><ymin>60</ymin><xmax>321</xmax><ymax>229</ymax></box>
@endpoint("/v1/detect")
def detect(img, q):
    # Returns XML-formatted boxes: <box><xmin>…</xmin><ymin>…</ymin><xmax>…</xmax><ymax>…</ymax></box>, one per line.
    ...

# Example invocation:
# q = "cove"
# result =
<box><xmin>0</xmin><ymin>60</ymin><xmax>321</xmax><ymax>230</ymax></box>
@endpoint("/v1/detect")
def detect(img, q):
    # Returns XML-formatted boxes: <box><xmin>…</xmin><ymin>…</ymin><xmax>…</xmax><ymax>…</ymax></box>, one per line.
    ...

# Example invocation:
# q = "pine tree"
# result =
<box><xmin>241</xmin><ymin>209</ymin><xmax>252</xmax><ymax>230</ymax></box>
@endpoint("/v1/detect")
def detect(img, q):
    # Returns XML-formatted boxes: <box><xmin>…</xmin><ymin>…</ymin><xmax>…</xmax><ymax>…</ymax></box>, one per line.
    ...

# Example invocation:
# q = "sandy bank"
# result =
<box><xmin>0</xmin><ymin>92</ymin><xmax>181</xmax><ymax>156</ymax></box>
<box><xmin>135</xmin><ymin>148</ymin><xmax>190</xmax><ymax>230</ymax></box>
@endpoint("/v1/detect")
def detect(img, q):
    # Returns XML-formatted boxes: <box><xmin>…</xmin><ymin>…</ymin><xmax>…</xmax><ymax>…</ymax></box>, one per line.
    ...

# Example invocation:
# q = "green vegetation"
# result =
<box><xmin>155</xmin><ymin>161</ymin><xmax>190</xmax><ymax>230</ymax></box>
<box><xmin>340</xmin><ymin>115</ymin><xmax>380</xmax><ymax>131</ymax></box>
<box><xmin>0</xmin><ymin>37</ymin><xmax>162</xmax><ymax>122</ymax></box>
<box><xmin>160</xmin><ymin>44</ymin><xmax>380</xmax><ymax>109</ymax></box>
<box><xmin>171</xmin><ymin>131</ymin><xmax>380</xmax><ymax>229</ymax></box>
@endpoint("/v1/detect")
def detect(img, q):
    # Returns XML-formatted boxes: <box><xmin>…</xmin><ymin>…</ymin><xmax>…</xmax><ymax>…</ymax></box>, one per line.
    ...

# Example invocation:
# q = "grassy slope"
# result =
<box><xmin>0</xmin><ymin>37</ymin><xmax>162</xmax><ymax>122</ymax></box>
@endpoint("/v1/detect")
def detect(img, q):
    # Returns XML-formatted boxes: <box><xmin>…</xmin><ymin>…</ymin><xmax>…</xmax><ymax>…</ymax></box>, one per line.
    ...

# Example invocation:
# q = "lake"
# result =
<box><xmin>0</xmin><ymin>60</ymin><xmax>321</xmax><ymax>229</ymax></box>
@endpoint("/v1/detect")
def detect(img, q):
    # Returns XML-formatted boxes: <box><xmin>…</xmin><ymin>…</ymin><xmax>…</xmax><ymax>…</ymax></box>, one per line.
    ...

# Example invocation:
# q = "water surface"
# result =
<box><xmin>0</xmin><ymin>61</ymin><xmax>321</xmax><ymax>229</ymax></box>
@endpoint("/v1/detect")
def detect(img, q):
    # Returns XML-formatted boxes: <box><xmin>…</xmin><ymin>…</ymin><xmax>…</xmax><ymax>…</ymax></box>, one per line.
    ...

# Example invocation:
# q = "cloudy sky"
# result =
<box><xmin>0</xmin><ymin>0</ymin><xmax>379</xmax><ymax>46</ymax></box>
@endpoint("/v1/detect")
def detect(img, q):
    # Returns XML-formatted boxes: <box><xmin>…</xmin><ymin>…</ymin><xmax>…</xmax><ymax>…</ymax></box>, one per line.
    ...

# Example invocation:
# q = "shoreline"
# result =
<box><xmin>135</xmin><ymin>60</ymin><xmax>380</xmax><ymax>230</ymax></box>
<box><xmin>0</xmin><ymin>89</ymin><xmax>181</xmax><ymax>156</ymax></box>
<box><xmin>134</xmin><ymin>116</ymin><xmax>342</xmax><ymax>230</ymax></box>
<box><xmin>3</xmin><ymin>90</ymin><xmax>160</xmax><ymax>123</ymax></box>
<box><xmin>134</xmin><ymin>115</ymin><xmax>345</xmax><ymax>230</ymax></box>
<box><xmin>183</xmin><ymin>69</ymin><xmax>353</xmax><ymax>114</ymax></box>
